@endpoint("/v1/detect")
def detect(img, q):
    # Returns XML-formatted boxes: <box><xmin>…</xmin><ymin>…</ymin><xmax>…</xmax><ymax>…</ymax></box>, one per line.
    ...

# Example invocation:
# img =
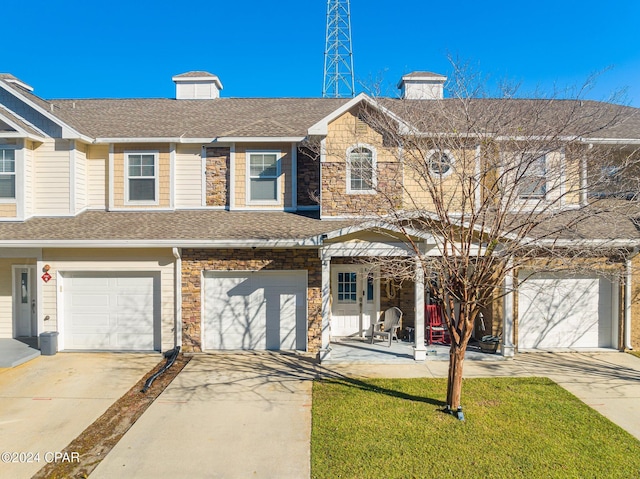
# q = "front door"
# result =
<box><xmin>331</xmin><ymin>265</ymin><xmax>378</xmax><ymax>337</ymax></box>
<box><xmin>14</xmin><ymin>266</ymin><xmax>36</xmax><ymax>337</ymax></box>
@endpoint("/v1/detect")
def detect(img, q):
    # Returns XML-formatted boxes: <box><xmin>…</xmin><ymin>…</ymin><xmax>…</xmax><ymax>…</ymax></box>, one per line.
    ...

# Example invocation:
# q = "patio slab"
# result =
<box><xmin>324</xmin><ymin>337</ymin><xmax>505</xmax><ymax>364</ymax></box>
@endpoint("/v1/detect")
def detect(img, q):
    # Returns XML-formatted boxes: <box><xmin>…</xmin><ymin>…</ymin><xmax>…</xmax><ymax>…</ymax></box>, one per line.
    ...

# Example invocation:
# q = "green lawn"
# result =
<box><xmin>311</xmin><ymin>377</ymin><xmax>640</xmax><ymax>479</ymax></box>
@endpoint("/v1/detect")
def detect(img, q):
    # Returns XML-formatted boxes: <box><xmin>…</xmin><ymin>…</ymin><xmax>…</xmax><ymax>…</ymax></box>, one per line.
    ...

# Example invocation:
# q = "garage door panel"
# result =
<box><xmin>63</xmin><ymin>272</ymin><xmax>158</xmax><ymax>351</ymax></box>
<box><xmin>115</xmin><ymin>333</ymin><xmax>155</xmax><ymax>348</ymax></box>
<box><xmin>69</xmin><ymin>312</ymin><xmax>111</xmax><ymax>329</ymax></box>
<box><xmin>518</xmin><ymin>273</ymin><xmax>614</xmax><ymax>350</ymax></box>
<box><xmin>204</xmin><ymin>272</ymin><xmax>307</xmax><ymax>351</ymax></box>
<box><xmin>69</xmin><ymin>294</ymin><xmax>112</xmax><ymax>308</ymax></box>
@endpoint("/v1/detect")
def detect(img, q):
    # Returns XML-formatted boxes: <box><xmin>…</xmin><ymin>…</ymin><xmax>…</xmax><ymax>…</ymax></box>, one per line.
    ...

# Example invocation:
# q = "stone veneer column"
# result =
<box><xmin>205</xmin><ymin>147</ymin><xmax>230</xmax><ymax>207</ymax></box>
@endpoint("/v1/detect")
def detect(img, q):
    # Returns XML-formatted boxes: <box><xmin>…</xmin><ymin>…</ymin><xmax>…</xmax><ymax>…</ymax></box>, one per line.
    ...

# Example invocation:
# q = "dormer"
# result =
<box><xmin>172</xmin><ymin>71</ymin><xmax>223</xmax><ymax>100</ymax></box>
<box><xmin>398</xmin><ymin>71</ymin><xmax>446</xmax><ymax>100</ymax></box>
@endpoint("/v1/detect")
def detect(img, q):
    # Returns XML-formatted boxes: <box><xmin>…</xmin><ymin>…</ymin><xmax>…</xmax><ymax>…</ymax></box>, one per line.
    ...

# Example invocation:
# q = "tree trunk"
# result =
<box><xmin>446</xmin><ymin>345</ymin><xmax>466</xmax><ymax>409</ymax></box>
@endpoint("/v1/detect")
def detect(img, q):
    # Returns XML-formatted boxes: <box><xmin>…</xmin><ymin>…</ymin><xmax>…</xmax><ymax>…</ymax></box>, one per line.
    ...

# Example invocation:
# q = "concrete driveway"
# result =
<box><xmin>92</xmin><ymin>352</ymin><xmax>315</xmax><ymax>478</ymax></box>
<box><xmin>0</xmin><ymin>352</ymin><xmax>159</xmax><ymax>479</ymax></box>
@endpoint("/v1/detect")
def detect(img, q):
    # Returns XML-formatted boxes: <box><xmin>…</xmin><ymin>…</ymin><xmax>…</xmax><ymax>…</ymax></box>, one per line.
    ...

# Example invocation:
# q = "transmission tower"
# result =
<box><xmin>322</xmin><ymin>0</ymin><xmax>355</xmax><ymax>98</ymax></box>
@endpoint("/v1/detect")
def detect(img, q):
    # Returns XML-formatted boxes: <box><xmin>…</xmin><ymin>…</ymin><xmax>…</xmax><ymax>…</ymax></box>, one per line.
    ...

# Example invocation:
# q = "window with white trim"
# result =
<box><xmin>427</xmin><ymin>150</ymin><xmax>454</xmax><ymax>177</ymax></box>
<box><xmin>126</xmin><ymin>152</ymin><xmax>158</xmax><ymax>203</ymax></box>
<box><xmin>347</xmin><ymin>146</ymin><xmax>375</xmax><ymax>193</ymax></box>
<box><xmin>518</xmin><ymin>155</ymin><xmax>546</xmax><ymax>199</ymax></box>
<box><xmin>248</xmin><ymin>152</ymin><xmax>280</xmax><ymax>203</ymax></box>
<box><xmin>0</xmin><ymin>147</ymin><xmax>16</xmax><ymax>199</ymax></box>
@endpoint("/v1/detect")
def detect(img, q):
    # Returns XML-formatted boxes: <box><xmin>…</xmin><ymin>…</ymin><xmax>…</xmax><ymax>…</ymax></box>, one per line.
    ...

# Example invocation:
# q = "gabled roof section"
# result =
<box><xmin>307</xmin><ymin>92</ymin><xmax>413</xmax><ymax>136</ymax></box>
<box><xmin>0</xmin><ymin>106</ymin><xmax>46</xmax><ymax>140</ymax></box>
<box><xmin>0</xmin><ymin>74</ymin><xmax>34</xmax><ymax>92</ymax></box>
<box><xmin>0</xmin><ymin>74</ymin><xmax>90</xmax><ymax>141</ymax></box>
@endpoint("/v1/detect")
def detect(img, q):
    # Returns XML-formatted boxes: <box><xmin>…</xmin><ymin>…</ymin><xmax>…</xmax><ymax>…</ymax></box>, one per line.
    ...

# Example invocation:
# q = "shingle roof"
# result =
<box><xmin>46</xmin><ymin>97</ymin><xmax>350</xmax><ymax>138</ymax></box>
<box><xmin>0</xmin><ymin>105</ymin><xmax>45</xmax><ymax>137</ymax></box>
<box><xmin>1</xmin><ymin>73</ymin><xmax>639</xmax><ymax>141</ymax></box>
<box><xmin>379</xmin><ymin>98</ymin><xmax>640</xmax><ymax>140</ymax></box>
<box><xmin>401</xmin><ymin>71</ymin><xmax>446</xmax><ymax>79</ymax></box>
<box><xmin>173</xmin><ymin>71</ymin><xmax>217</xmax><ymax>78</ymax></box>
<box><xmin>0</xmin><ymin>210</ymin><xmax>357</xmax><ymax>243</ymax></box>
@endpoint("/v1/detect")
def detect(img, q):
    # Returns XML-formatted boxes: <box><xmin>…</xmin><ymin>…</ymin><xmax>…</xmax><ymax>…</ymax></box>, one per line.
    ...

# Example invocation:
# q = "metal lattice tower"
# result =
<box><xmin>322</xmin><ymin>0</ymin><xmax>355</xmax><ymax>98</ymax></box>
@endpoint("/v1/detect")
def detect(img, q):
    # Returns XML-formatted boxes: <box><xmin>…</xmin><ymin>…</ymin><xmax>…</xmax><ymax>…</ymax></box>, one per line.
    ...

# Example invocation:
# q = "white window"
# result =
<box><xmin>248</xmin><ymin>151</ymin><xmax>280</xmax><ymax>203</ymax></box>
<box><xmin>337</xmin><ymin>272</ymin><xmax>358</xmax><ymax>303</ymax></box>
<box><xmin>347</xmin><ymin>145</ymin><xmax>376</xmax><ymax>193</ymax></box>
<box><xmin>0</xmin><ymin>147</ymin><xmax>15</xmax><ymax>199</ymax></box>
<box><xmin>126</xmin><ymin>152</ymin><xmax>158</xmax><ymax>204</ymax></box>
<box><xmin>518</xmin><ymin>155</ymin><xmax>546</xmax><ymax>199</ymax></box>
<box><xmin>427</xmin><ymin>149</ymin><xmax>454</xmax><ymax>177</ymax></box>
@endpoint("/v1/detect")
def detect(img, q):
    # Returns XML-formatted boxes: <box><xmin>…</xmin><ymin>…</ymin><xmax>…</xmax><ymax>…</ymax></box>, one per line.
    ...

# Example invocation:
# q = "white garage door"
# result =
<box><xmin>63</xmin><ymin>272</ymin><xmax>158</xmax><ymax>351</ymax></box>
<box><xmin>518</xmin><ymin>272</ymin><xmax>616</xmax><ymax>350</ymax></box>
<box><xmin>204</xmin><ymin>271</ymin><xmax>307</xmax><ymax>351</ymax></box>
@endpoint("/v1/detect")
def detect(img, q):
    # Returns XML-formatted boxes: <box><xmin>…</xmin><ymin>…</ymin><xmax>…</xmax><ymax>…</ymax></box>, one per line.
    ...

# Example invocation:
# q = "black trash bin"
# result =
<box><xmin>39</xmin><ymin>331</ymin><xmax>59</xmax><ymax>356</ymax></box>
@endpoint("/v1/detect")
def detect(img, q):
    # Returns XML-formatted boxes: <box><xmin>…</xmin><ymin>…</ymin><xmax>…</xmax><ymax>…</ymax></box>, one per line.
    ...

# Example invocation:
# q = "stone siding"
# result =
<box><xmin>181</xmin><ymin>249</ymin><xmax>322</xmax><ymax>353</ymax></box>
<box><xmin>205</xmin><ymin>147</ymin><xmax>230</xmax><ymax>207</ymax></box>
<box><xmin>321</xmin><ymin>162</ymin><xmax>402</xmax><ymax>217</ymax></box>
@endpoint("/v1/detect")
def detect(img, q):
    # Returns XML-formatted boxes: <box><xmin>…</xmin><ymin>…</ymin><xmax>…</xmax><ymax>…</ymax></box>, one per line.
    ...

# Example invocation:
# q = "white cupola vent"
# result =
<box><xmin>398</xmin><ymin>71</ymin><xmax>446</xmax><ymax>100</ymax></box>
<box><xmin>172</xmin><ymin>71</ymin><xmax>223</xmax><ymax>100</ymax></box>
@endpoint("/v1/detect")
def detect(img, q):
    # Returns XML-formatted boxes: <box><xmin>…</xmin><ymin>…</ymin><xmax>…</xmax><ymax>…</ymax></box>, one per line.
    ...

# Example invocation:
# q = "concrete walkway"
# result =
<box><xmin>0</xmin><ymin>352</ymin><xmax>160</xmax><ymax>479</ymax></box>
<box><xmin>0</xmin><ymin>338</ymin><xmax>40</xmax><ymax>368</ymax></box>
<box><xmin>92</xmin><ymin>351</ymin><xmax>640</xmax><ymax>478</ymax></box>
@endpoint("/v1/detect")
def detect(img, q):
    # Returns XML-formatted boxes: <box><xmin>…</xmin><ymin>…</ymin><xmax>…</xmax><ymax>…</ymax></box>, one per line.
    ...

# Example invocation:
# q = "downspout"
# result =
<box><xmin>624</xmin><ymin>248</ymin><xmax>638</xmax><ymax>350</ymax></box>
<box><xmin>173</xmin><ymin>247</ymin><xmax>182</xmax><ymax>350</ymax></box>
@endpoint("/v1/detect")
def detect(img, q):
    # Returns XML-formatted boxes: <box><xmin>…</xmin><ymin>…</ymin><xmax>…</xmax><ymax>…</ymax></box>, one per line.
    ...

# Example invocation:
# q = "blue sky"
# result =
<box><xmin>4</xmin><ymin>0</ymin><xmax>639</xmax><ymax>105</ymax></box>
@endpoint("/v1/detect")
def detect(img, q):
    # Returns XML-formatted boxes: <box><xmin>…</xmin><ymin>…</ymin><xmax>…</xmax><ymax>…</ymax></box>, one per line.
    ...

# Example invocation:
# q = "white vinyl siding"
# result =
<box><xmin>87</xmin><ymin>154</ymin><xmax>107</xmax><ymax>209</ymax></box>
<box><xmin>0</xmin><ymin>259</ymin><xmax>15</xmax><ymax>338</ymax></box>
<box><xmin>24</xmin><ymin>142</ymin><xmax>33</xmax><ymax>218</ymax></box>
<box><xmin>34</xmin><ymin>139</ymin><xmax>71</xmax><ymax>215</ymax></box>
<box><xmin>175</xmin><ymin>145</ymin><xmax>203</xmax><ymax>208</ymax></box>
<box><xmin>74</xmin><ymin>143</ymin><xmax>87</xmax><ymax>213</ymax></box>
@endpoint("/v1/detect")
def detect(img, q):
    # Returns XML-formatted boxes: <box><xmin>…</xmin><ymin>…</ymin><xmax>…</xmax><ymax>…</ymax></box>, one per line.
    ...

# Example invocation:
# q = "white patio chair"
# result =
<box><xmin>369</xmin><ymin>307</ymin><xmax>403</xmax><ymax>347</ymax></box>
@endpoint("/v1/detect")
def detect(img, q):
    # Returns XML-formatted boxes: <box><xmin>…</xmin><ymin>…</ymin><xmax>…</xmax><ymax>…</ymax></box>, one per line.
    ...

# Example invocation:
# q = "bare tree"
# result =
<box><xmin>312</xmin><ymin>63</ymin><xmax>640</xmax><ymax>416</ymax></box>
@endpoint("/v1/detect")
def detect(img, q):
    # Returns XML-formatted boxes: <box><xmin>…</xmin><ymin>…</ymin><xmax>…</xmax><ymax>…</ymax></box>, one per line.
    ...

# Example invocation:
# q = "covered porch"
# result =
<box><xmin>317</xmin><ymin>222</ymin><xmax>514</xmax><ymax>362</ymax></box>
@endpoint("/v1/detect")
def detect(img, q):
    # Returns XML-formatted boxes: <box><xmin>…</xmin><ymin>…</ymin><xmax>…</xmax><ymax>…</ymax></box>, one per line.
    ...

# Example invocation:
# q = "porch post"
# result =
<box><xmin>502</xmin><ymin>263</ymin><xmax>515</xmax><ymax>357</ymax></box>
<box><xmin>414</xmin><ymin>255</ymin><xmax>427</xmax><ymax>360</ymax></box>
<box><xmin>319</xmin><ymin>251</ymin><xmax>332</xmax><ymax>361</ymax></box>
